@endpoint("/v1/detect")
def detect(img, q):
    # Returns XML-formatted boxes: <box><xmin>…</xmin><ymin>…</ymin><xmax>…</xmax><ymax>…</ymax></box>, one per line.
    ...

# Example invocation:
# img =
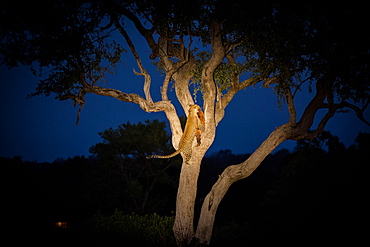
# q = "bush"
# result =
<box><xmin>86</xmin><ymin>210</ymin><xmax>176</xmax><ymax>247</ymax></box>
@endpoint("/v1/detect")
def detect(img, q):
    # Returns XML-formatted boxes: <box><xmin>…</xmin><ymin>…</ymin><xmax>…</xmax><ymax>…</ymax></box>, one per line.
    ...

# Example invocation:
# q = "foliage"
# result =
<box><xmin>1</xmin><ymin>1</ymin><xmax>368</xmax><ymax>104</ymax></box>
<box><xmin>190</xmin><ymin>50</ymin><xmax>250</xmax><ymax>97</ymax></box>
<box><xmin>87</xmin><ymin>210</ymin><xmax>176</xmax><ymax>247</ymax></box>
<box><xmin>90</xmin><ymin>119</ymin><xmax>173</xmax><ymax>159</ymax></box>
<box><xmin>353</xmin><ymin>132</ymin><xmax>370</xmax><ymax>151</ymax></box>
<box><xmin>88</xmin><ymin>119</ymin><xmax>179</xmax><ymax>214</ymax></box>
<box><xmin>0</xmin><ymin>0</ymin><xmax>125</xmax><ymax>101</ymax></box>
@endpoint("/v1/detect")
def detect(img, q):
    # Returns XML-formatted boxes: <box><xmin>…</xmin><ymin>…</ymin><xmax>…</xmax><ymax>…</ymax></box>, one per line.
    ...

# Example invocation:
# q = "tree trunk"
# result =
<box><xmin>173</xmin><ymin>154</ymin><xmax>202</xmax><ymax>246</ymax></box>
<box><xmin>195</xmin><ymin>123</ymin><xmax>292</xmax><ymax>244</ymax></box>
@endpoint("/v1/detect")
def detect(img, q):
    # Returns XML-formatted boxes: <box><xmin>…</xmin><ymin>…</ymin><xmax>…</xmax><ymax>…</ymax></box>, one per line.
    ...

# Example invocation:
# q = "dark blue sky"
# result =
<box><xmin>1</xmin><ymin>24</ymin><xmax>369</xmax><ymax>162</ymax></box>
<box><xmin>1</xmin><ymin>63</ymin><xmax>369</xmax><ymax>163</ymax></box>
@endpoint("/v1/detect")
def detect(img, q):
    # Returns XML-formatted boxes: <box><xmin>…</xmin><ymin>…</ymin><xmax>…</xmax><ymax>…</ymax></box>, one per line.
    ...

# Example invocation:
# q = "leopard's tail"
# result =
<box><xmin>146</xmin><ymin>149</ymin><xmax>181</xmax><ymax>159</ymax></box>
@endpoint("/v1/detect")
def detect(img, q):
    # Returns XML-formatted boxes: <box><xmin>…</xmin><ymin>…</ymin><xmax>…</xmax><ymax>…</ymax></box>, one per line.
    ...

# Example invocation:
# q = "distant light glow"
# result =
<box><xmin>55</xmin><ymin>221</ymin><xmax>70</xmax><ymax>228</ymax></box>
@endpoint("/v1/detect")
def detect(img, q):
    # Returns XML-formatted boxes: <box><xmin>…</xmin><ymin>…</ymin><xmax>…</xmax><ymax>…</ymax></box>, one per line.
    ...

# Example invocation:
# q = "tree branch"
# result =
<box><xmin>291</xmin><ymin>77</ymin><xmax>370</xmax><ymax>142</ymax></box>
<box><xmin>107</xmin><ymin>3</ymin><xmax>157</xmax><ymax>51</ymax></box>
<box><xmin>285</xmin><ymin>86</ymin><xmax>297</xmax><ymax>124</ymax></box>
<box><xmin>113</xmin><ymin>18</ymin><xmax>153</xmax><ymax>103</ymax></box>
<box><xmin>202</xmin><ymin>20</ymin><xmax>226</xmax><ymax>135</ymax></box>
<box><xmin>83</xmin><ymin>83</ymin><xmax>182</xmax><ymax>147</ymax></box>
<box><xmin>322</xmin><ymin>100</ymin><xmax>370</xmax><ymax>126</ymax></box>
<box><xmin>82</xmin><ymin>82</ymin><xmax>170</xmax><ymax>112</ymax></box>
<box><xmin>263</xmin><ymin>76</ymin><xmax>281</xmax><ymax>88</ymax></box>
<box><xmin>160</xmin><ymin>35</ymin><xmax>192</xmax><ymax>103</ymax></box>
<box><xmin>173</xmin><ymin>59</ymin><xmax>196</xmax><ymax>111</ymax></box>
<box><xmin>292</xmin><ymin>76</ymin><xmax>311</xmax><ymax>97</ymax></box>
<box><xmin>161</xmin><ymin>74</ymin><xmax>172</xmax><ymax>102</ymax></box>
<box><xmin>109</xmin><ymin>8</ymin><xmax>187</xmax><ymax>150</ymax></box>
<box><xmin>196</xmin><ymin>123</ymin><xmax>293</xmax><ymax>243</ymax></box>
<box><xmin>214</xmin><ymin>77</ymin><xmax>257</xmax><ymax>124</ymax></box>
<box><xmin>225</xmin><ymin>40</ymin><xmax>244</xmax><ymax>54</ymax></box>
<box><xmin>215</xmin><ymin>74</ymin><xmax>279</xmax><ymax>125</ymax></box>
<box><xmin>302</xmin><ymin>106</ymin><xmax>336</xmax><ymax>141</ymax></box>
<box><xmin>296</xmin><ymin>78</ymin><xmax>328</xmax><ymax>133</ymax></box>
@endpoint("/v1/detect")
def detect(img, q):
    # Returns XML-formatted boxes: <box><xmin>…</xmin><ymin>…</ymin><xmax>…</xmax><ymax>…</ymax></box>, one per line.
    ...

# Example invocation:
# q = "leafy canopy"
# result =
<box><xmin>0</xmin><ymin>0</ymin><xmax>369</xmax><ymax>105</ymax></box>
<box><xmin>1</xmin><ymin>0</ymin><xmax>125</xmax><ymax>100</ymax></box>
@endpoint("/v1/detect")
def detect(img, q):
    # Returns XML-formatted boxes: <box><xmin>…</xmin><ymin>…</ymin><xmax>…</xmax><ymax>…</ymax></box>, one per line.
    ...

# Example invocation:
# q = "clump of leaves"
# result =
<box><xmin>190</xmin><ymin>50</ymin><xmax>248</xmax><ymax>99</ymax></box>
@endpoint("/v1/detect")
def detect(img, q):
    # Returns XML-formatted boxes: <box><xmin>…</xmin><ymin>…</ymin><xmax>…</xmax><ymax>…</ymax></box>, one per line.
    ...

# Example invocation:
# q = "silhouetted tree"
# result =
<box><xmin>353</xmin><ymin>132</ymin><xmax>370</xmax><ymax>151</ymax></box>
<box><xmin>88</xmin><ymin>120</ymin><xmax>179</xmax><ymax>214</ymax></box>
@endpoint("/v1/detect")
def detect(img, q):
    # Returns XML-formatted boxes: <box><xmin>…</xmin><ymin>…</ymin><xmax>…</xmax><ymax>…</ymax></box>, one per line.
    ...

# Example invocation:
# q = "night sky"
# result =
<box><xmin>1</xmin><ymin>25</ymin><xmax>369</xmax><ymax>163</ymax></box>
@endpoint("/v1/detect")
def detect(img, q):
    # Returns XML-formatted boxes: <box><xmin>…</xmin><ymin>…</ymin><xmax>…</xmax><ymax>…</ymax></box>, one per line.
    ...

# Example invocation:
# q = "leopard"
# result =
<box><xmin>146</xmin><ymin>104</ymin><xmax>205</xmax><ymax>163</ymax></box>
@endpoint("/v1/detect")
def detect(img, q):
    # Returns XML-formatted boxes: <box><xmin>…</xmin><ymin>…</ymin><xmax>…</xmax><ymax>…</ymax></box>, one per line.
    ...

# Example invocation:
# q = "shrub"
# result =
<box><xmin>86</xmin><ymin>209</ymin><xmax>176</xmax><ymax>247</ymax></box>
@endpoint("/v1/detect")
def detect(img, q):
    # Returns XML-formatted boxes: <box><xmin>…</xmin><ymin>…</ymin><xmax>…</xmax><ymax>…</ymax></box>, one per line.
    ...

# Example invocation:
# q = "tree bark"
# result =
<box><xmin>195</xmin><ymin>123</ymin><xmax>293</xmax><ymax>244</ymax></box>
<box><xmin>173</xmin><ymin>154</ymin><xmax>202</xmax><ymax>246</ymax></box>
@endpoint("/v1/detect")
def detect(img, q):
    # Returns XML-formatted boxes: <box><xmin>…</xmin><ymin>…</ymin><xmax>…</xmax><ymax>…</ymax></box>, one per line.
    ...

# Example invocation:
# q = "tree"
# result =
<box><xmin>89</xmin><ymin>120</ymin><xmax>179</xmax><ymax>214</ymax></box>
<box><xmin>1</xmin><ymin>0</ymin><xmax>369</xmax><ymax>245</ymax></box>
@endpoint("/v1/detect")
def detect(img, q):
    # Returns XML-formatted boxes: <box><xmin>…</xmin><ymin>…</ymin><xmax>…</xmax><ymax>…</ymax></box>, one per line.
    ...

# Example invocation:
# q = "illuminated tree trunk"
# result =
<box><xmin>173</xmin><ymin>147</ymin><xmax>210</xmax><ymax>246</ymax></box>
<box><xmin>173</xmin><ymin>159</ymin><xmax>200</xmax><ymax>246</ymax></box>
<box><xmin>173</xmin><ymin>20</ymin><xmax>227</xmax><ymax>246</ymax></box>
